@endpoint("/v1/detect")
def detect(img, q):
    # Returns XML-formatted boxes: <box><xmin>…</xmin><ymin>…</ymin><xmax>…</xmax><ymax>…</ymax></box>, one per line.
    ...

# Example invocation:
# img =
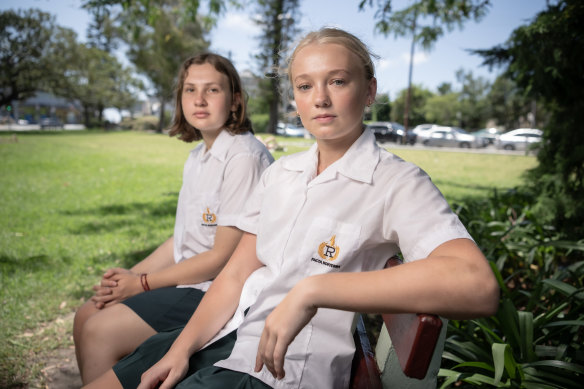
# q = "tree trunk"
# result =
<box><xmin>157</xmin><ymin>96</ymin><xmax>166</xmax><ymax>133</ymax></box>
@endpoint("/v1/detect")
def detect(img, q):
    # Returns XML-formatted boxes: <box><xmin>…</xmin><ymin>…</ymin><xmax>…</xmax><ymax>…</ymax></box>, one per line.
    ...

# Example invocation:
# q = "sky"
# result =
<box><xmin>2</xmin><ymin>0</ymin><xmax>548</xmax><ymax>97</ymax></box>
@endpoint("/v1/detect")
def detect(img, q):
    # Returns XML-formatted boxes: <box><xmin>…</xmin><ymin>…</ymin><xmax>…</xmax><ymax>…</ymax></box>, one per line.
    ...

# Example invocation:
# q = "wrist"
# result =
<box><xmin>294</xmin><ymin>276</ymin><xmax>320</xmax><ymax>310</ymax></box>
<box><xmin>140</xmin><ymin>273</ymin><xmax>151</xmax><ymax>292</ymax></box>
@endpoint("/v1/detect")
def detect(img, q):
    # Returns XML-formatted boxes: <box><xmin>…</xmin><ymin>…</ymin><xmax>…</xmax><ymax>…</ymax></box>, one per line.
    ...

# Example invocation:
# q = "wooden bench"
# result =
<box><xmin>349</xmin><ymin>257</ymin><xmax>446</xmax><ymax>388</ymax></box>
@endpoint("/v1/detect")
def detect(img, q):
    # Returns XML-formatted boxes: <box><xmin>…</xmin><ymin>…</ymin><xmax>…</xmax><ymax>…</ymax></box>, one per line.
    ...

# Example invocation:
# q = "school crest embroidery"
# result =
<box><xmin>202</xmin><ymin>207</ymin><xmax>217</xmax><ymax>225</ymax></box>
<box><xmin>318</xmin><ymin>235</ymin><xmax>340</xmax><ymax>261</ymax></box>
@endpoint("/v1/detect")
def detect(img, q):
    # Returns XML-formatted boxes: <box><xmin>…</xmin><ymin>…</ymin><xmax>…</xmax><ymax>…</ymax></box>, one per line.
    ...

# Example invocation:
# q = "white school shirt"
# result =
<box><xmin>173</xmin><ymin>130</ymin><xmax>274</xmax><ymax>291</ymax></box>
<box><xmin>213</xmin><ymin>129</ymin><xmax>472</xmax><ymax>388</ymax></box>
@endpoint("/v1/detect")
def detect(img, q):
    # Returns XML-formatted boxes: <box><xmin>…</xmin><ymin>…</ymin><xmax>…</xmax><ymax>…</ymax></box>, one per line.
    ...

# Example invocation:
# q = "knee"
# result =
<box><xmin>74</xmin><ymin>300</ymin><xmax>98</xmax><ymax>342</ymax></box>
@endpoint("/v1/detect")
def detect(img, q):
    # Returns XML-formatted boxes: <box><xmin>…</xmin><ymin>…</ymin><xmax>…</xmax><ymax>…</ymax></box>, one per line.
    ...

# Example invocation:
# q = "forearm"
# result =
<box><xmin>167</xmin><ymin>233</ymin><xmax>262</xmax><ymax>355</ymax></box>
<box><xmin>301</xmin><ymin>239</ymin><xmax>499</xmax><ymax>320</ymax></box>
<box><xmin>146</xmin><ymin>226</ymin><xmax>243</xmax><ymax>289</ymax></box>
<box><xmin>145</xmin><ymin>250</ymin><xmax>227</xmax><ymax>289</ymax></box>
<box><xmin>131</xmin><ymin>237</ymin><xmax>175</xmax><ymax>274</ymax></box>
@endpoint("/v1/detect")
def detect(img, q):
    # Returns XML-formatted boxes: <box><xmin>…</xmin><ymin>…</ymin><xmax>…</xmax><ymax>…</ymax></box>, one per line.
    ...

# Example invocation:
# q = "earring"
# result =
<box><xmin>231</xmin><ymin>110</ymin><xmax>237</xmax><ymax>122</ymax></box>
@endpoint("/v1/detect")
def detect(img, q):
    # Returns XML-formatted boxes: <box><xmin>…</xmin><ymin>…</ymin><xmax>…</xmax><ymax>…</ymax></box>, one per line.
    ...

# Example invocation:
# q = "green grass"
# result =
<box><xmin>0</xmin><ymin>131</ymin><xmax>537</xmax><ymax>386</ymax></box>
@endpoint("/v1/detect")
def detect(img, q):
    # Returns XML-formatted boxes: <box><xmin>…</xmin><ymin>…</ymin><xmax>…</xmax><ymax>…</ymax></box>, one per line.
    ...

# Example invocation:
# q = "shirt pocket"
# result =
<box><xmin>183</xmin><ymin>192</ymin><xmax>220</xmax><ymax>247</ymax></box>
<box><xmin>298</xmin><ymin>216</ymin><xmax>361</xmax><ymax>277</ymax></box>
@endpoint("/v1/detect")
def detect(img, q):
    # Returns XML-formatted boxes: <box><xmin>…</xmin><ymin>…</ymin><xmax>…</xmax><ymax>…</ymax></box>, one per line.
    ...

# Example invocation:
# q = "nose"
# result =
<box><xmin>194</xmin><ymin>91</ymin><xmax>206</xmax><ymax>106</ymax></box>
<box><xmin>314</xmin><ymin>85</ymin><xmax>331</xmax><ymax>108</ymax></box>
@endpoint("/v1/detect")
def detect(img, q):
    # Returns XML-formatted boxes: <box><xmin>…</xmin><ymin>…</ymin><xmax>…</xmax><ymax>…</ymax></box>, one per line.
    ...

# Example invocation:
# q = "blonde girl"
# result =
<box><xmin>86</xmin><ymin>28</ymin><xmax>498</xmax><ymax>389</ymax></box>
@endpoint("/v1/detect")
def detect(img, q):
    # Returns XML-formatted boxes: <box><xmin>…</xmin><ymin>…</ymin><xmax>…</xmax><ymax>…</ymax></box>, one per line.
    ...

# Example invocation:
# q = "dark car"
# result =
<box><xmin>366</xmin><ymin>122</ymin><xmax>417</xmax><ymax>145</ymax></box>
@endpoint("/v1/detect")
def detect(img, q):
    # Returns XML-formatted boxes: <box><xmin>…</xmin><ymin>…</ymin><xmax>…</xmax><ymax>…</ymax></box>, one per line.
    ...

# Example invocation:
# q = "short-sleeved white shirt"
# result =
<box><xmin>173</xmin><ymin>130</ymin><xmax>274</xmax><ymax>291</ymax></box>
<box><xmin>212</xmin><ymin>129</ymin><xmax>472</xmax><ymax>389</ymax></box>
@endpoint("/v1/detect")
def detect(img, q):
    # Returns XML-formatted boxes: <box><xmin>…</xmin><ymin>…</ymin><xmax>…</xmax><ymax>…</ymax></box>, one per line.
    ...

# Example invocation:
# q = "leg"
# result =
<box><xmin>82</xmin><ymin>369</ymin><xmax>123</xmax><ymax>389</ymax></box>
<box><xmin>79</xmin><ymin>303</ymin><xmax>156</xmax><ymax>384</ymax></box>
<box><xmin>73</xmin><ymin>299</ymin><xmax>101</xmax><ymax>372</ymax></box>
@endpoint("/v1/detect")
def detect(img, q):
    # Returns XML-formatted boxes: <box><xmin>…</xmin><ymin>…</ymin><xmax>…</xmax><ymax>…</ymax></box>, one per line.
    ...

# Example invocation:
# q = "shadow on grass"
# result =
<box><xmin>0</xmin><ymin>254</ymin><xmax>51</xmax><ymax>275</ymax></box>
<box><xmin>63</xmin><ymin>194</ymin><xmax>178</xmax><ymax>235</ymax></box>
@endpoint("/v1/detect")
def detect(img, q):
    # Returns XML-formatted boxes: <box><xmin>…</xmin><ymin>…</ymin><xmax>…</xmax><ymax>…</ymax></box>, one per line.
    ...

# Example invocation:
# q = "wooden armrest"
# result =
<box><xmin>350</xmin><ymin>315</ymin><xmax>382</xmax><ymax>389</ymax></box>
<box><xmin>350</xmin><ymin>256</ymin><xmax>443</xmax><ymax>388</ymax></box>
<box><xmin>382</xmin><ymin>257</ymin><xmax>442</xmax><ymax>380</ymax></box>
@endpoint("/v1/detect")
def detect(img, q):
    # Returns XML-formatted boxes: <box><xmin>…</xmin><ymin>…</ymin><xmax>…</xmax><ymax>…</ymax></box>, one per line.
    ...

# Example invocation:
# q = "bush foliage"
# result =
<box><xmin>439</xmin><ymin>190</ymin><xmax>584</xmax><ymax>388</ymax></box>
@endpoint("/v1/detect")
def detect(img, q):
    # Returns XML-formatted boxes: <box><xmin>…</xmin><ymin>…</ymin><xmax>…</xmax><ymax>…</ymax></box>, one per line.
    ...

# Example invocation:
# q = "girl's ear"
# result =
<box><xmin>231</xmin><ymin>92</ymin><xmax>242</xmax><ymax>112</ymax></box>
<box><xmin>367</xmin><ymin>77</ymin><xmax>377</xmax><ymax>105</ymax></box>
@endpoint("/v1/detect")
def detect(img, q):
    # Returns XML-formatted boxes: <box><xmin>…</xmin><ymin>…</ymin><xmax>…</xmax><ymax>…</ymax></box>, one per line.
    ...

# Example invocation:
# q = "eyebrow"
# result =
<box><xmin>183</xmin><ymin>81</ymin><xmax>223</xmax><ymax>87</ymax></box>
<box><xmin>293</xmin><ymin>69</ymin><xmax>351</xmax><ymax>82</ymax></box>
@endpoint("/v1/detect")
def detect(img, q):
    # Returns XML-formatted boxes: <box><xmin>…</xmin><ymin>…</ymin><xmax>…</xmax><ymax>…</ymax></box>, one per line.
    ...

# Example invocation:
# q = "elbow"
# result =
<box><xmin>481</xmin><ymin>282</ymin><xmax>500</xmax><ymax>317</ymax></box>
<box><xmin>474</xmin><ymin>271</ymin><xmax>500</xmax><ymax>318</ymax></box>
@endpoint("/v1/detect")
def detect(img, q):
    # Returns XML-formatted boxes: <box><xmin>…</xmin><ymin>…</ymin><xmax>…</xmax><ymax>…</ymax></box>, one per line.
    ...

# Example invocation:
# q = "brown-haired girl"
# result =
<box><xmin>74</xmin><ymin>52</ymin><xmax>273</xmax><ymax>384</ymax></box>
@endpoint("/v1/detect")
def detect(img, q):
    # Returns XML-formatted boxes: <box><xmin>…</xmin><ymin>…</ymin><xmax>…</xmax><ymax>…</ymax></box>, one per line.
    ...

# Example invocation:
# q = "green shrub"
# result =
<box><xmin>439</xmin><ymin>190</ymin><xmax>584</xmax><ymax>388</ymax></box>
<box><xmin>250</xmin><ymin>113</ymin><xmax>269</xmax><ymax>133</ymax></box>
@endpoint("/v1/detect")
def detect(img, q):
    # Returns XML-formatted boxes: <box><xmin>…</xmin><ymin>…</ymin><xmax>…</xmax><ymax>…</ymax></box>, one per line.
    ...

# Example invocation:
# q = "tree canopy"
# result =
<box><xmin>474</xmin><ymin>0</ymin><xmax>584</xmax><ymax>237</ymax></box>
<box><xmin>0</xmin><ymin>9</ymin><xmax>58</xmax><ymax>107</ymax></box>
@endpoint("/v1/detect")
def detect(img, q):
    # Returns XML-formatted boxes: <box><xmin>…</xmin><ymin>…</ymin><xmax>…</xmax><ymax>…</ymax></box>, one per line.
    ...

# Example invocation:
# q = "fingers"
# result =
<box><xmin>101</xmin><ymin>278</ymin><xmax>118</xmax><ymax>287</ymax></box>
<box><xmin>102</xmin><ymin>267</ymin><xmax>126</xmax><ymax>278</ymax></box>
<box><xmin>138</xmin><ymin>360</ymin><xmax>187</xmax><ymax>389</ymax></box>
<box><xmin>255</xmin><ymin>326</ymin><xmax>286</xmax><ymax>380</ymax></box>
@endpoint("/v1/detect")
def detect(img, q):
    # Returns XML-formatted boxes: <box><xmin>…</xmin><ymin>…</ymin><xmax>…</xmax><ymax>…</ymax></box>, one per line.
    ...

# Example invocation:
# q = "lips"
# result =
<box><xmin>193</xmin><ymin>112</ymin><xmax>209</xmax><ymax>118</ymax></box>
<box><xmin>313</xmin><ymin>114</ymin><xmax>336</xmax><ymax>123</ymax></box>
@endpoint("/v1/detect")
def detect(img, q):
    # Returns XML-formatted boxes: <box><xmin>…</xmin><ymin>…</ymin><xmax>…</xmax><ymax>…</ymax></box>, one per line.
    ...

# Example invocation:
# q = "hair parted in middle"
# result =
<box><xmin>286</xmin><ymin>27</ymin><xmax>378</xmax><ymax>83</ymax></box>
<box><xmin>169</xmin><ymin>52</ymin><xmax>253</xmax><ymax>143</ymax></box>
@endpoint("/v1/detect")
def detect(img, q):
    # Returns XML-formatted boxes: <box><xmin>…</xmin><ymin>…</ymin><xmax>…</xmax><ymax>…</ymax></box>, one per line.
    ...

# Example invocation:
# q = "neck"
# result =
<box><xmin>201</xmin><ymin>128</ymin><xmax>223</xmax><ymax>151</ymax></box>
<box><xmin>316</xmin><ymin>129</ymin><xmax>363</xmax><ymax>175</ymax></box>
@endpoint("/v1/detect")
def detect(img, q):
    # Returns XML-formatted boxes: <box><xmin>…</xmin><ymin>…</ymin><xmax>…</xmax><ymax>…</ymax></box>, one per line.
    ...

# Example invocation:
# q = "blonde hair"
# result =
<box><xmin>169</xmin><ymin>53</ymin><xmax>253</xmax><ymax>143</ymax></box>
<box><xmin>287</xmin><ymin>27</ymin><xmax>377</xmax><ymax>82</ymax></box>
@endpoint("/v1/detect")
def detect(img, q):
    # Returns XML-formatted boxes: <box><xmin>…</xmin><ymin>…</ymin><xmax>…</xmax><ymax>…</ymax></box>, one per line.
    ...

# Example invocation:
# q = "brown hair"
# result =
<box><xmin>169</xmin><ymin>53</ymin><xmax>253</xmax><ymax>142</ymax></box>
<box><xmin>287</xmin><ymin>27</ymin><xmax>377</xmax><ymax>82</ymax></box>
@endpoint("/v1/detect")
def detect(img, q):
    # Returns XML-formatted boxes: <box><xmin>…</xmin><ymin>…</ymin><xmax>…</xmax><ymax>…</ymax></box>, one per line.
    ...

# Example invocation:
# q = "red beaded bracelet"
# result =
<box><xmin>140</xmin><ymin>273</ymin><xmax>151</xmax><ymax>291</ymax></box>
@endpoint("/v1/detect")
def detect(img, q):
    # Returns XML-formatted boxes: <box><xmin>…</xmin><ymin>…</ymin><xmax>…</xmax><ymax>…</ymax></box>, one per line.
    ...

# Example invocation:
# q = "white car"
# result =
<box><xmin>495</xmin><ymin>128</ymin><xmax>542</xmax><ymax>151</ymax></box>
<box><xmin>276</xmin><ymin>122</ymin><xmax>308</xmax><ymax>137</ymax></box>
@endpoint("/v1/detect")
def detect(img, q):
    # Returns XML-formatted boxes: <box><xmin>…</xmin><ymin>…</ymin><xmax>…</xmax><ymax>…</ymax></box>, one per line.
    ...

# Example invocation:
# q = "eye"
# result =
<box><xmin>296</xmin><ymin>84</ymin><xmax>310</xmax><ymax>91</ymax></box>
<box><xmin>208</xmin><ymin>87</ymin><xmax>220</xmax><ymax>93</ymax></box>
<box><xmin>184</xmin><ymin>87</ymin><xmax>194</xmax><ymax>93</ymax></box>
<box><xmin>331</xmin><ymin>79</ymin><xmax>345</xmax><ymax>86</ymax></box>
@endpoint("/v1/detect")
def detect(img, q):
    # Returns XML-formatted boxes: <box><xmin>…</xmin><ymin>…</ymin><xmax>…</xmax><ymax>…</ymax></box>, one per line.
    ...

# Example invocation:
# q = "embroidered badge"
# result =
<box><xmin>319</xmin><ymin>235</ymin><xmax>340</xmax><ymax>261</ymax></box>
<box><xmin>202</xmin><ymin>207</ymin><xmax>217</xmax><ymax>226</ymax></box>
<box><xmin>311</xmin><ymin>235</ymin><xmax>341</xmax><ymax>269</ymax></box>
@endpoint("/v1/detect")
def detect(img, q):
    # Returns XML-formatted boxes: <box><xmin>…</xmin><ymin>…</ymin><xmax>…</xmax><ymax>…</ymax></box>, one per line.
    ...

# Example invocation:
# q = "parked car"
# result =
<box><xmin>276</xmin><ymin>122</ymin><xmax>308</xmax><ymax>137</ymax></box>
<box><xmin>366</xmin><ymin>121</ymin><xmax>417</xmax><ymax>145</ymax></box>
<box><xmin>473</xmin><ymin>128</ymin><xmax>502</xmax><ymax>145</ymax></box>
<box><xmin>421</xmin><ymin>126</ymin><xmax>486</xmax><ymax>148</ymax></box>
<box><xmin>40</xmin><ymin>117</ymin><xmax>63</xmax><ymax>129</ymax></box>
<box><xmin>495</xmin><ymin>128</ymin><xmax>542</xmax><ymax>151</ymax></box>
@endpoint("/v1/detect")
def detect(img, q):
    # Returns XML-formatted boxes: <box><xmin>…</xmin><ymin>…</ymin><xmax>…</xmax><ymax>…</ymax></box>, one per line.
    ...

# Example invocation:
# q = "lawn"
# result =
<box><xmin>0</xmin><ymin>131</ymin><xmax>537</xmax><ymax>386</ymax></box>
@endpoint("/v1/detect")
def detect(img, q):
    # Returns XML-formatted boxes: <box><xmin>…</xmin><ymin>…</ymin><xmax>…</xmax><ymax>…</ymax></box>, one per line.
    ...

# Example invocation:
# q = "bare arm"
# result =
<box><xmin>255</xmin><ymin>238</ymin><xmax>499</xmax><ymax>379</ymax></box>
<box><xmin>303</xmin><ymin>238</ymin><xmax>498</xmax><ymax>318</ymax></box>
<box><xmin>137</xmin><ymin>232</ymin><xmax>263</xmax><ymax>389</ymax></box>
<box><xmin>144</xmin><ymin>226</ymin><xmax>243</xmax><ymax>289</ymax></box>
<box><xmin>94</xmin><ymin>227</ymin><xmax>243</xmax><ymax>306</ymax></box>
<box><xmin>130</xmin><ymin>237</ymin><xmax>176</xmax><ymax>274</ymax></box>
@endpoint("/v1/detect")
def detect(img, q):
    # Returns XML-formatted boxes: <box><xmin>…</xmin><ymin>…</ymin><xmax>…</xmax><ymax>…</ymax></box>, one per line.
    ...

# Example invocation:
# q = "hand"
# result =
<box><xmin>254</xmin><ymin>283</ymin><xmax>317</xmax><ymax>380</ymax></box>
<box><xmin>90</xmin><ymin>268</ymin><xmax>129</xmax><ymax>308</ymax></box>
<box><xmin>91</xmin><ymin>268</ymin><xmax>142</xmax><ymax>308</ymax></box>
<box><xmin>137</xmin><ymin>349</ymin><xmax>190</xmax><ymax>389</ymax></box>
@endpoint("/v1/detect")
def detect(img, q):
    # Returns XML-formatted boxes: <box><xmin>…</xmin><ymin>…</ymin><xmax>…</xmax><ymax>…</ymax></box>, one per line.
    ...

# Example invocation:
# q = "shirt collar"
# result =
<box><xmin>281</xmin><ymin>129</ymin><xmax>380</xmax><ymax>184</ymax></box>
<box><xmin>203</xmin><ymin>129</ymin><xmax>237</xmax><ymax>162</ymax></box>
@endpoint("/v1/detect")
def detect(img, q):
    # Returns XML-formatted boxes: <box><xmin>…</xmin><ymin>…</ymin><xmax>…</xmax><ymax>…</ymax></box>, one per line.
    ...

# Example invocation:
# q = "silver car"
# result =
<box><xmin>495</xmin><ymin>128</ymin><xmax>542</xmax><ymax>151</ymax></box>
<box><xmin>421</xmin><ymin>126</ymin><xmax>485</xmax><ymax>148</ymax></box>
